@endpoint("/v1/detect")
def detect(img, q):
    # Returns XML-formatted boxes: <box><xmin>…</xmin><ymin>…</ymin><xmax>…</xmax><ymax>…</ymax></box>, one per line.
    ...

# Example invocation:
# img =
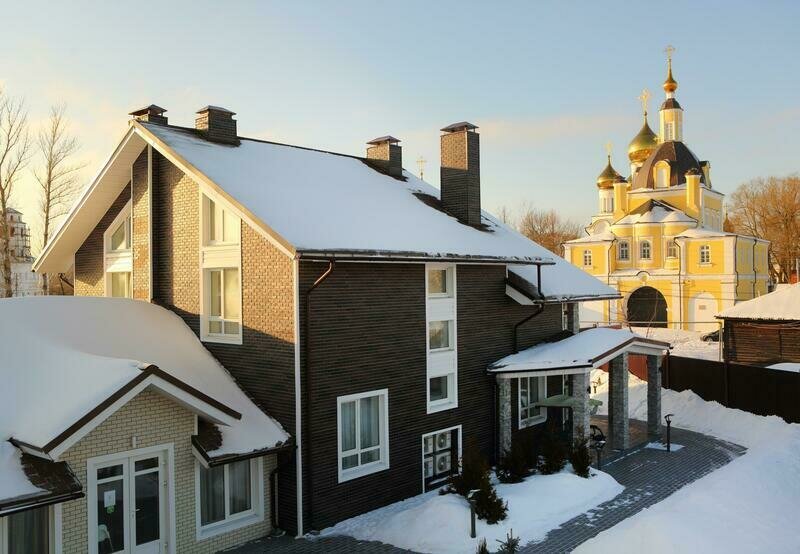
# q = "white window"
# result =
<box><xmin>200</xmin><ymin>192</ymin><xmax>242</xmax><ymax>344</ymax></box>
<box><xmin>700</xmin><ymin>244</ymin><xmax>711</xmax><ymax>264</ymax></box>
<box><xmin>519</xmin><ymin>376</ymin><xmax>547</xmax><ymax>427</ymax></box>
<box><xmin>103</xmin><ymin>201</ymin><xmax>132</xmax><ymax>298</ymax></box>
<box><xmin>655</xmin><ymin>162</ymin><xmax>669</xmax><ymax>189</ymax></box>
<box><xmin>640</xmin><ymin>240</ymin><xmax>652</xmax><ymax>260</ymax></box>
<box><xmin>204</xmin><ymin>196</ymin><xmax>240</xmax><ymax>246</ymax></box>
<box><xmin>204</xmin><ymin>268</ymin><xmax>241</xmax><ymax>338</ymax></box>
<box><xmin>664</xmin><ymin>122</ymin><xmax>675</xmax><ymax>141</ymax></box>
<box><xmin>618</xmin><ymin>241</ymin><xmax>629</xmax><ymax>261</ymax></box>
<box><xmin>0</xmin><ymin>506</ymin><xmax>55</xmax><ymax>554</ymax></box>
<box><xmin>583</xmin><ymin>250</ymin><xmax>592</xmax><ymax>267</ymax></box>
<box><xmin>426</xmin><ymin>264</ymin><xmax>458</xmax><ymax>412</ymax></box>
<box><xmin>337</xmin><ymin>389</ymin><xmax>389</xmax><ymax>482</ymax></box>
<box><xmin>196</xmin><ymin>458</ymin><xmax>263</xmax><ymax>539</ymax></box>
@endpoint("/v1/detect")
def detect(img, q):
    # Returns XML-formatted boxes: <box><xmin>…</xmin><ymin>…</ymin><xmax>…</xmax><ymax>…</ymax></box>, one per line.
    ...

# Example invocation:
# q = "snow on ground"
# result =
<box><xmin>632</xmin><ymin>326</ymin><xmax>720</xmax><ymax>361</ymax></box>
<box><xmin>583</xmin><ymin>370</ymin><xmax>800</xmax><ymax>553</ymax></box>
<box><xmin>319</xmin><ymin>468</ymin><xmax>623</xmax><ymax>554</ymax></box>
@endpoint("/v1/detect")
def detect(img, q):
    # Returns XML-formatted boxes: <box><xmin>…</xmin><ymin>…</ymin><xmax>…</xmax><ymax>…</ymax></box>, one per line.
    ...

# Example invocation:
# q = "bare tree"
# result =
<box><xmin>0</xmin><ymin>89</ymin><xmax>31</xmax><ymax>297</ymax></box>
<box><xmin>517</xmin><ymin>206</ymin><xmax>583</xmax><ymax>255</ymax></box>
<box><xmin>35</xmin><ymin>104</ymin><xmax>83</xmax><ymax>292</ymax></box>
<box><xmin>728</xmin><ymin>175</ymin><xmax>800</xmax><ymax>283</ymax></box>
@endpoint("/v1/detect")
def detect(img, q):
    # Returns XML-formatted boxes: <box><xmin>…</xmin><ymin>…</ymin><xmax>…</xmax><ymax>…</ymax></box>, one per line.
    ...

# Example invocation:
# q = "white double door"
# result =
<box><xmin>90</xmin><ymin>448</ymin><xmax>170</xmax><ymax>554</ymax></box>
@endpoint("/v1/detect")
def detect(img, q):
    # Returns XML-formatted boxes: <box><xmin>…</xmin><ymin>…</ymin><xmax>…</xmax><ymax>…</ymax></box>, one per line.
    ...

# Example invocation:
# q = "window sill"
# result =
<box><xmin>197</xmin><ymin>510</ymin><xmax>263</xmax><ymax>541</ymax></box>
<box><xmin>338</xmin><ymin>460</ymin><xmax>389</xmax><ymax>483</ymax></box>
<box><xmin>520</xmin><ymin>415</ymin><xmax>547</xmax><ymax>429</ymax></box>
<box><xmin>201</xmin><ymin>333</ymin><xmax>243</xmax><ymax>345</ymax></box>
<box><xmin>427</xmin><ymin>400</ymin><xmax>458</xmax><ymax>414</ymax></box>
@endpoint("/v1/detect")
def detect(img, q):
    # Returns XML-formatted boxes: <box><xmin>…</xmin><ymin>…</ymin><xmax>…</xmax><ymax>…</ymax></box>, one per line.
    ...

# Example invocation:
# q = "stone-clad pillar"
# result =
<box><xmin>498</xmin><ymin>377</ymin><xmax>513</xmax><ymax>454</ymax></box>
<box><xmin>647</xmin><ymin>354</ymin><xmax>663</xmax><ymax>439</ymax></box>
<box><xmin>571</xmin><ymin>372</ymin><xmax>590</xmax><ymax>441</ymax></box>
<box><xmin>610</xmin><ymin>353</ymin><xmax>630</xmax><ymax>450</ymax></box>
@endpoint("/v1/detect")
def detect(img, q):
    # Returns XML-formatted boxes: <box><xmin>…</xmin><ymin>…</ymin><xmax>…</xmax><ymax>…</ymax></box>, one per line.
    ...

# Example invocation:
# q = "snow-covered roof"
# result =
<box><xmin>565</xmin><ymin>231</ymin><xmax>615</xmax><ymax>244</ymax></box>
<box><xmin>767</xmin><ymin>362</ymin><xmax>800</xmax><ymax>373</ymax></box>
<box><xmin>508</xmin><ymin>262</ymin><xmax>618</xmax><ymax>303</ymax></box>
<box><xmin>140</xmin><ymin>122</ymin><xmax>554</xmax><ymax>264</ymax></box>
<box><xmin>0</xmin><ymin>297</ymin><xmax>289</xmax><ymax>460</ymax></box>
<box><xmin>488</xmin><ymin>327</ymin><xmax>669</xmax><ymax>375</ymax></box>
<box><xmin>716</xmin><ymin>284</ymin><xmax>800</xmax><ymax>320</ymax></box>
<box><xmin>615</xmin><ymin>204</ymin><xmax>695</xmax><ymax>225</ymax></box>
<box><xmin>0</xmin><ymin>442</ymin><xmax>45</xmax><ymax>510</ymax></box>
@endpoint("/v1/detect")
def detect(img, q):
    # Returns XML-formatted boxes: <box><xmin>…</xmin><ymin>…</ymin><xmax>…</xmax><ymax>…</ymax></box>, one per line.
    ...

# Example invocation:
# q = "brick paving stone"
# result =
<box><xmin>224</xmin><ymin>420</ymin><xmax>746</xmax><ymax>554</ymax></box>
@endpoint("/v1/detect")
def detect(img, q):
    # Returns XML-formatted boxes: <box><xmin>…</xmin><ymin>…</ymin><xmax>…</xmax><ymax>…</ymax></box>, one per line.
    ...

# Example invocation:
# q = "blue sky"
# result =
<box><xmin>5</xmin><ymin>0</ymin><xmax>800</xmax><ymax>239</ymax></box>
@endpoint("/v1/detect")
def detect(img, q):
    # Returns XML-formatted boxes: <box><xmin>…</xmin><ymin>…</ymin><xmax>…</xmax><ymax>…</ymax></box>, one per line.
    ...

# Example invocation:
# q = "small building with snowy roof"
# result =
<box><xmin>716</xmin><ymin>284</ymin><xmax>800</xmax><ymax>365</ymax></box>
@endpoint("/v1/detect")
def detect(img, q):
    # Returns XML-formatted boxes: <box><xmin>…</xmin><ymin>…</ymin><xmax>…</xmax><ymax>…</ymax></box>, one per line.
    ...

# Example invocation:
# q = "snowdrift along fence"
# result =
<box><xmin>662</xmin><ymin>356</ymin><xmax>800</xmax><ymax>424</ymax></box>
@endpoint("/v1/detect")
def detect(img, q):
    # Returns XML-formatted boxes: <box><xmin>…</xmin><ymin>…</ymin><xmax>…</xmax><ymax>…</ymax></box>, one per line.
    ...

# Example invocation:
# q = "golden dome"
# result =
<box><xmin>628</xmin><ymin>114</ymin><xmax>659</xmax><ymax>163</ymax></box>
<box><xmin>597</xmin><ymin>155</ymin><xmax>623</xmax><ymax>189</ymax></box>
<box><xmin>663</xmin><ymin>58</ymin><xmax>678</xmax><ymax>93</ymax></box>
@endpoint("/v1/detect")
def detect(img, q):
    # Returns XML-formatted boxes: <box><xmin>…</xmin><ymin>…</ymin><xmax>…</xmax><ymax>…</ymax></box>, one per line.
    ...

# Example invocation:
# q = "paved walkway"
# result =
<box><xmin>225</xmin><ymin>422</ymin><xmax>745</xmax><ymax>554</ymax></box>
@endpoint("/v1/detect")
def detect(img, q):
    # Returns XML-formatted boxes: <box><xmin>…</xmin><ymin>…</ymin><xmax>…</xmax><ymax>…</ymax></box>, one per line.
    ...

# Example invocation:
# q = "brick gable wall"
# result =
<box><xmin>131</xmin><ymin>149</ymin><xmax>151</xmax><ymax>300</ymax></box>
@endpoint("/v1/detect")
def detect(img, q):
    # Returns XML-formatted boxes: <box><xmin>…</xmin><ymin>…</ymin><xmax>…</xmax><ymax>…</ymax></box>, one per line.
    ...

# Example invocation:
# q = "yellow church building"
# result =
<box><xmin>564</xmin><ymin>51</ymin><xmax>770</xmax><ymax>332</ymax></box>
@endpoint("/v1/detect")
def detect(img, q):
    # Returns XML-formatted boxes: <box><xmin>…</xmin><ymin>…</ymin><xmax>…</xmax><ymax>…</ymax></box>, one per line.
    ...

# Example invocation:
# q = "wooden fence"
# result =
<box><xmin>662</xmin><ymin>355</ymin><xmax>800</xmax><ymax>424</ymax></box>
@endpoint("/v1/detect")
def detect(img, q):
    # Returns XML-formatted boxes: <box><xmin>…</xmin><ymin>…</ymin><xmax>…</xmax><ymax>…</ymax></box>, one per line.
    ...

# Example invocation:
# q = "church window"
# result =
<box><xmin>699</xmin><ymin>244</ymin><xmax>711</xmax><ymax>264</ymax></box>
<box><xmin>655</xmin><ymin>163</ymin><xmax>669</xmax><ymax>189</ymax></box>
<box><xmin>583</xmin><ymin>250</ymin><xmax>592</xmax><ymax>267</ymax></box>
<box><xmin>618</xmin><ymin>241</ymin><xmax>629</xmax><ymax>261</ymax></box>
<box><xmin>640</xmin><ymin>240</ymin><xmax>652</xmax><ymax>260</ymax></box>
<box><xmin>666</xmin><ymin>239</ymin><xmax>677</xmax><ymax>258</ymax></box>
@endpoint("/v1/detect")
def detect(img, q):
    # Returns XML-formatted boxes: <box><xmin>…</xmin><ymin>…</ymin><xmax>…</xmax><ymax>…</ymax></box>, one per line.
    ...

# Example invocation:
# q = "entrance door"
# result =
<box><xmin>92</xmin><ymin>450</ymin><xmax>168</xmax><ymax>554</ymax></box>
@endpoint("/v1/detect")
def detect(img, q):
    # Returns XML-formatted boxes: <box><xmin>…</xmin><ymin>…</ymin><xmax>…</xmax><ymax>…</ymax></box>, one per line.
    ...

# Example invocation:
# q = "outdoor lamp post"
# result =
<box><xmin>590</xmin><ymin>425</ymin><xmax>607</xmax><ymax>470</ymax></box>
<box><xmin>664</xmin><ymin>413</ymin><xmax>674</xmax><ymax>452</ymax></box>
<box><xmin>467</xmin><ymin>489</ymin><xmax>479</xmax><ymax>538</ymax></box>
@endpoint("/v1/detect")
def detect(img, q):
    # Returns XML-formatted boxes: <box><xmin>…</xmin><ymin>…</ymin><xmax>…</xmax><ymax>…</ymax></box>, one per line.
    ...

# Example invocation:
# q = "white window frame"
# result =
<box><xmin>87</xmin><ymin>443</ymin><xmax>176</xmax><ymax>554</ymax></box>
<box><xmin>639</xmin><ymin>239</ymin><xmax>652</xmax><ymax>261</ymax></box>
<box><xmin>654</xmin><ymin>161</ymin><xmax>670</xmax><ymax>189</ymax></box>
<box><xmin>425</xmin><ymin>263</ymin><xmax>458</xmax><ymax>413</ymax></box>
<box><xmin>103</xmin><ymin>201</ymin><xmax>133</xmax><ymax>298</ymax></box>
<box><xmin>202</xmin><ymin>195</ymin><xmax>241</xmax><ymax>247</ymax></box>
<box><xmin>699</xmin><ymin>244</ymin><xmax>711</xmax><ymax>265</ymax></box>
<box><xmin>336</xmin><ymin>389</ymin><xmax>390</xmax><ymax>483</ymax></box>
<box><xmin>0</xmin><ymin>505</ymin><xmax>58</xmax><ymax>554</ymax></box>
<box><xmin>519</xmin><ymin>375</ymin><xmax>548</xmax><ymax>428</ymax></box>
<box><xmin>199</xmin><ymin>190</ymin><xmax>243</xmax><ymax>345</ymax></box>
<box><xmin>194</xmin><ymin>458</ymin><xmax>264</xmax><ymax>540</ymax></box>
<box><xmin>618</xmin><ymin>240</ymin><xmax>629</xmax><ymax>261</ymax></box>
<box><xmin>583</xmin><ymin>250</ymin><xmax>592</xmax><ymax>267</ymax></box>
<box><xmin>665</xmin><ymin>237</ymin><xmax>677</xmax><ymax>259</ymax></box>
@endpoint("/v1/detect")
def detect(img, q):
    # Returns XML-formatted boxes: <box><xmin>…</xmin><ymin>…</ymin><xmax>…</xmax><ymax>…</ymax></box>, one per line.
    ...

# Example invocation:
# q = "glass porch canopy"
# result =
<box><xmin>488</xmin><ymin>327</ymin><xmax>670</xmax><ymax>379</ymax></box>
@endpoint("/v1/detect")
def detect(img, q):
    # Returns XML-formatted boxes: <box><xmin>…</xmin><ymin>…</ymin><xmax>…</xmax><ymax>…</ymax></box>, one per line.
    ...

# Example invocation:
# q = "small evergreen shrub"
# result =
<box><xmin>475</xmin><ymin>537</ymin><xmax>490</xmax><ymax>554</ymax></box>
<box><xmin>538</xmin><ymin>422</ymin><xmax>567</xmax><ymax>475</ymax></box>
<box><xmin>496</xmin><ymin>437</ymin><xmax>530</xmax><ymax>483</ymax></box>
<box><xmin>474</xmin><ymin>476</ymin><xmax>508</xmax><ymax>524</ymax></box>
<box><xmin>570</xmin><ymin>437</ymin><xmax>592</xmax><ymax>478</ymax></box>
<box><xmin>445</xmin><ymin>447</ymin><xmax>490</xmax><ymax>497</ymax></box>
<box><xmin>495</xmin><ymin>529</ymin><xmax>520</xmax><ymax>554</ymax></box>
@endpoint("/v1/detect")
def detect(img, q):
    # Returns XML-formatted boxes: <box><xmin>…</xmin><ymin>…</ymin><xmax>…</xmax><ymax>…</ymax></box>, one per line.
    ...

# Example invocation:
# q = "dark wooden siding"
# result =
<box><xmin>723</xmin><ymin>319</ymin><xmax>800</xmax><ymax>364</ymax></box>
<box><xmin>298</xmin><ymin>261</ymin><xmax>563</xmax><ymax>531</ymax></box>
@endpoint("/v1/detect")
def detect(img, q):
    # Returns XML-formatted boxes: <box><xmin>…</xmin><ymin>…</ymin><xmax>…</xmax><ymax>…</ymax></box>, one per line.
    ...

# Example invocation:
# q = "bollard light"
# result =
<box><xmin>664</xmin><ymin>413</ymin><xmax>674</xmax><ymax>452</ymax></box>
<box><xmin>467</xmin><ymin>489</ymin><xmax>480</xmax><ymax>538</ymax></box>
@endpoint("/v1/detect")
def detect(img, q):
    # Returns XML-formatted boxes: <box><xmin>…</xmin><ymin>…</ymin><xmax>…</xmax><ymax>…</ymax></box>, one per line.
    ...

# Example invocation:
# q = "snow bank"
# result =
<box><xmin>0</xmin><ymin>297</ymin><xmax>288</xmax><ymax>456</ymax></box>
<box><xmin>319</xmin><ymin>468</ymin><xmax>623</xmax><ymax>553</ymax></box>
<box><xmin>580</xmin><ymin>379</ymin><xmax>800</xmax><ymax>553</ymax></box>
<box><xmin>632</xmin><ymin>326</ymin><xmax>720</xmax><ymax>361</ymax></box>
<box><xmin>768</xmin><ymin>362</ymin><xmax>800</xmax><ymax>373</ymax></box>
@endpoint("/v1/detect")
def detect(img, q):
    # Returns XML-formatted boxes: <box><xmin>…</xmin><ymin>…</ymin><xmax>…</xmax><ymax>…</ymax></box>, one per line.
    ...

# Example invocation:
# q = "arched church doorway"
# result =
<box><xmin>626</xmin><ymin>286</ymin><xmax>668</xmax><ymax>328</ymax></box>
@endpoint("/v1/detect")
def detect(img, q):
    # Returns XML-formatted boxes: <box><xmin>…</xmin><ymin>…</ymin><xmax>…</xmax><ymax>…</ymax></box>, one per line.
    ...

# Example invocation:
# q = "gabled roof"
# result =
<box><xmin>614</xmin><ymin>199</ymin><xmax>696</xmax><ymax>226</ymax></box>
<box><xmin>488</xmin><ymin>327</ymin><xmax>669</xmax><ymax>376</ymax></box>
<box><xmin>716</xmin><ymin>284</ymin><xmax>800</xmax><ymax>321</ymax></box>
<box><xmin>0</xmin><ymin>297</ymin><xmax>289</xmax><ymax>462</ymax></box>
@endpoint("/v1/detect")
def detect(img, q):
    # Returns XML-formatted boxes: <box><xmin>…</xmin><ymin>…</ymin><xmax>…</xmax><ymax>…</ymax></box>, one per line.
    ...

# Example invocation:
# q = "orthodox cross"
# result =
<box><xmin>638</xmin><ymin>88</ymin><xmax>651</xmax><ymax>115</ymax></box>
<box><xmin>665</xmin><ymin>44</ymin><xmax>675</xmax><ymax>62</ymax></box>
<box><xmin>416</xmin><ymin>156</ymin><xmax>427</xmax><ymax>180</ymax></box>
<box><xmin>605</xmin><ymin>141</ymin><xmax>613</xmax><ymax>160</ymax></box>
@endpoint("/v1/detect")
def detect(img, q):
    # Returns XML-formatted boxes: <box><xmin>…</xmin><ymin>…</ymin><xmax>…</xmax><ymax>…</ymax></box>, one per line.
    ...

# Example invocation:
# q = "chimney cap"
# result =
<box><xmin>366</xmin><ymin>135</ymin><xmax>401</xmax><ymax>145</ymax></box>
<box><xmin>129</xmin><ymin>104</ymin><xmax>167</xmax><ymax>117</ymax></box>
<box><xmin>440</xmin><ymin>121</ymin><xmax>478</xmax><ymax>133</ymax></box>
<box><xmin>196</xmin><ymin>105</ymin><xmax>236</xmax><ymax>115</ymax></box>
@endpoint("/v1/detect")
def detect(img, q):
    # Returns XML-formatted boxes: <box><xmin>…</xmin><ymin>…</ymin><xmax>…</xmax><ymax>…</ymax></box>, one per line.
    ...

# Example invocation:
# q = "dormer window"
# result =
<box><xmin>103</xmin><ymin>201</ymin><xmax>133</xmax><ymax>298</ymax></box>
<box><xmin>655</xmin><ymin>161</ymin><xmax>670</xmax><ymax>189</ymax></box>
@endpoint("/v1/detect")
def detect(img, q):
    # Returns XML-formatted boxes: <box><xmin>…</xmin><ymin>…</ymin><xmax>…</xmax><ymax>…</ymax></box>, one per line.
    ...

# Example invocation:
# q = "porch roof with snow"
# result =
<box><xmin>488</xmin><ymin>327</ymin><xmax>670</xmax><ymax>378</ymax></box>
<box><xmin>34</xmin><ymin>118</ymin><xmax>617</xmax><ymax>303</ymax></box>
<box><xmin>716</xmin><ymin>284</ymin><xmax>800</xmax><ymax>321</ymax></box>
<box><xmin>0</xmin><ymin>297</ymin><xmax>290</xmax><ymax>513</ymax></box>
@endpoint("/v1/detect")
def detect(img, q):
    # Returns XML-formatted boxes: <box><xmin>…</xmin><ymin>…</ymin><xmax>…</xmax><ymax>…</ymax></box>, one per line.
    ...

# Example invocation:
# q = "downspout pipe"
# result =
<box><xmin>302</xmin><ymin>259</ymin><xmax>335</xmax><ymax>532</ymax></box>
<box><xmin>270</xmin><ymin>449</ymin><xmax>296</xmax><ymax>533</ymax></box>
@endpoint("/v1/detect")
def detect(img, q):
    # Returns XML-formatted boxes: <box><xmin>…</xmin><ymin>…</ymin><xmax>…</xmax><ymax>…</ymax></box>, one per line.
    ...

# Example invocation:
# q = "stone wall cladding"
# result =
<box><xmin>74</xmin><ymin>184</ymin><xmax>131</xmax><ymax>296</ymax></box>
<box><xmin>131</xmin><ymin>149</ymin><xmax>151</xmax><ymax>300</ymax></box>
<box><xmin>609</xmin><ymin>353</ymin><xmax>630</xmax><ymax>450</ymax></box>
<box><xmin>59</xmin><ymin>387</ymin><xmax>274</xmax><ymax>553</ymax></box>
<box><xmin>647</xmin><ymin>354</ymin><xmax>662</xmax><ymax>438</ymax></box>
